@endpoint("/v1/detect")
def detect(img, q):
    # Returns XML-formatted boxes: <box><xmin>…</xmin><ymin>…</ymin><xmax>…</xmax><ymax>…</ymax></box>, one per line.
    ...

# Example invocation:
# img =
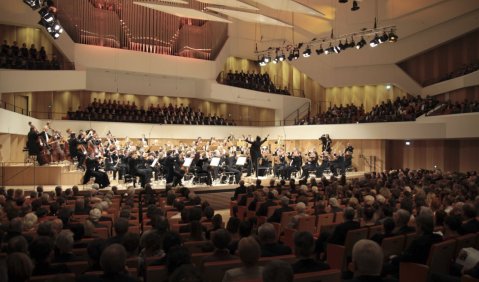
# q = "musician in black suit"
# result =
<box><xmin>70</xmin><ymin>131</ymin><xmax>87</xmax><ymax>170</ymax></box>
<box><xmin>273</xmin><ymin>149</ymin><xmax>287</xmax><ymax>179</ymax></box>
<box><xmin>244</xmin><ymin>135</ymin><xmax>268</xmax><ymax>176</ymax></box>
<box><xmin>224</xmin><ymin>151</ymin><xmax>241</xmax><ymax>184</ymax></box>
<box><xmin>165</xmin><ymin>151</ymin><xmax>184</xmax><ymax>187</ymax></box>
<box><xmin>190</xmin><ymin>152</ymin><xmax>212</xmax><ymax>186</ymax></box>
<box><xmin>344</xmin><ymin>142</ymin><xmax>354</xmax><ymax>169</ymax></box>
<box><xmin>320</xmin><ymin>134</ymin><xmax>332</xmax><ymax>153</ymax></box>
<box><xmin>284</xmin><ymin>150</ymin><xmax>302</xmax><ymax>180</ymax></box>
<box><xmin>301</xmin><ymin>150</ymin><xmax>318</xmax><ymax>180</ymax></box>
<box><xmin>83</xmin><ymin>153</ymin><xmax>110</xmax><ymax>188</ymax></box>
<box><xmin>27</xmin><ymin>122</ymin><xmax>41</xmax><ymax>157</ymax></box>
<box><xmin>128</xmin><ymin>152</ymin><xmax>151</xmax><ymax>188</ymax></box>
<box><xmin>104</xmin><ymin>148</ymin><xmax>119</xmax><ymax>180</ymax></box>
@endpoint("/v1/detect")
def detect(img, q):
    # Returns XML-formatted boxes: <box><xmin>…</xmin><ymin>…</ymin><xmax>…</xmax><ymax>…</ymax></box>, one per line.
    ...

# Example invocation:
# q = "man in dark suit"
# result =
<box><xmin>459</xmin><ymin>204</ymin><xmax>479</xmax><ymax>235</ymax></box>
<box><xmin>105</xmin><ymin>218</ymin><xmax>129</xmax><ymax>246</ymax></box>
<box><xmin>257</xmin><ymin>192</ymin><xmax>278</xmax><ymax>217</ymax></box>
<box><xmin>268</xmin><ymin>196</ymin><xmax>294</xmax><ymax>223</ymax></box>
<box><xmin>392</xmin><ymin>209</ymin><xmax>415</xmax><ymax>235</ymax></box>
<box><xmin>397</xmin><ymin>213</ymin><xmax>442</xmax><ymax>265</ymax></box>
<box><xmin>200</xmin><ymin>229</ymin><xmax>237</xmax><ymax>270</ymax></box>
<box><xmin>329</xmin><ymin>207</ymin><xmax>360</xmax><ymax>245</ymax></box>
<box><xmin>291</xmin><ymin>231</ymin><xmax>330</xmax><ymax>274</ymax></box>
<box><xmin>258</xmin><ymin>223</ymin><xmax>292</xmax><ymax>257</ymax></box>
<box><xmin>231</xmin><ymin>180</ymin><xmax>247</xmax><ymax>201</ymax></box>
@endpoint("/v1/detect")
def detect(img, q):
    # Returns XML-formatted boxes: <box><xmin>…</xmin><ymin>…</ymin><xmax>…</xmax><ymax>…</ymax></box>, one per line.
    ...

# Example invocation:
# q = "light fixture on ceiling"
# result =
<box><xmin>369</xmin><ymin>34</ymin><xmax>379</xmax><ymax>47</ymax></box>
<box><xmin>23</xmin><ymin>0</ymin><xmax>41</xmax><ymax>9</ymax></box>
<box><xmin>385</xmin><ymin>84</ymin><xmax>392</xmax><ymax>90</ymax></box>
<box><xmin>263</xmin><ymin>54</ymin><xmax>271</xmax><ymax>63</ymax></box>
<box><xmin>315</xmin><ymin>45</ymin><xmax>324</xmax><ymax>55</ymax></box>
<box><xmin>278</xmin><ymin>52</ymin><xmax>286</xmax><ymax>62</ymax></box>
<box><xmin>351</xmin><ymin>1</ymin><xmax>360</xmax><ymax>11</ymax></box>
<box><xmin>292</xmin><ymin>49</ymin><xmax>300</xmax><ymax>60</ymax></box>
<box><xmin>333</xmin><ymin>44</ymin><xmax>341</xmax><ymax>54</ymax></box>
<box><xmin>356</xmin><ymin>37</ymin><xmax>366</xmax><ymax>49</ymax></box>
<box><xmin>302</xmin><ymin>47</ymin><xmax>311</xmax><ymax>57</ymax></box>
<box><xmin>379</xmin><ymin>31</ymin><xmax>389</xmax><ymax>43</ymax></box>
<box><xmin>38</xmin><ymin>7</ymin><xmax>64</xmax><ymax>39</ymax></box>
<box><xmin>388</xmin><ymin>29</ymin><xmax>398</xmax><ymax>42</ymax></box>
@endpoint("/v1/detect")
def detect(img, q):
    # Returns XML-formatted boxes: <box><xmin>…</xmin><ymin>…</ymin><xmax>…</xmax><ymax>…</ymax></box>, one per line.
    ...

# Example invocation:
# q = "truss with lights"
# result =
<box><xmin>23</xmin><ymin>0</ymin><xmax>64</xmax><ymax>39</ymax></box>
<box><xmin>256</xmin><ymin>20</ymin><xmax>398</xmax><ymax>66</ymax></box>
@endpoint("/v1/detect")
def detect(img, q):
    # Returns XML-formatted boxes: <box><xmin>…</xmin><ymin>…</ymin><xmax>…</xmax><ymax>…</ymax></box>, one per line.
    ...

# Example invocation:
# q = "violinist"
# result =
<box><xmin>68</xmin><ymin>130</ymin><xmax>87</xmax><ymax>170</ymax></box>
<box><xmin>83</xmin><ymin>152</ymin><xmax>110</xmax><ymax>188</ymax></box>
<box><xmin>128</xmin><ymin>151</ymin><xmax>151</xmax><ymax>188</ymax></box>
<box><xmin>104</xmin><ymin>145</ymin><xmax>119</xmax><ymax>180</ymax></box>
<box><xmin>301</xmin><ymin>149</ymin><xmax>319</xmax><ymax>180</ymax></box>
<box><xmin>190</xmin><ymin>152</ymin><xmax>212</xmax><ymax>186</ymax></box>
<box><xmin>257</xmin><ymin>150</ymin><xmax>272</xmax><ymax>177</ymax></box>
<box><xmin>344</xmin><ymin>143</ymin><xmax>354</xmax><ymax>169</ymax></box>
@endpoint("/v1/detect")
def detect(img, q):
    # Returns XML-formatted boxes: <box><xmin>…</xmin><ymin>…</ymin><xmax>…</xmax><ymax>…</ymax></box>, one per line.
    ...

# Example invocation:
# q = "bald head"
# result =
<box><xmin>352</xmin><ymin>239</ymin><xmax>383</xmax><ymax>277</ymax></box>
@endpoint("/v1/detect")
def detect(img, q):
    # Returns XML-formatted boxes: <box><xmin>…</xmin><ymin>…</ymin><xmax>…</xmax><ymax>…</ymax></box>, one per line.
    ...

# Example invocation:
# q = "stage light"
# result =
<box><xmin>293</xmin><ymin>49</ymin><xmax>300</xmax><ymax>60</ymax></box>
<box><xmin>333</xmin><ymin>44</ymin><xmax>341</xmax><ymax>54</ymax></box>
<box><xmin>356</xmin><ymin>37</ymin><xmax>366</xmax><ymax>49</ymax></box>
<box><xmin>315</xmin><ymin>45</ymin><xmax>324</xmax><ymax>55</ymax></box>
<box><xmin>379</xmin><ymin>32</ymin><xmax>389</xmax><ymax>43</ymax></box>
<box><xmin>369</xmin><ymin>34</ymin><xmax>379</xmax><ymax>47</ymax></box>
<box><xmin>23</xmin><ymin>0</ymin><xmax>41</xmax><ymax>9</ymax></box>
<box><xmin>272</xmin><ymin>57</ymin><xmax>278</xmax><ymax>64</ymax></box>
<box><xmin>349</xmin><ymin>38</ymin><xmax>356</xmax><ymax>48</ymax></box>
<box><xmin>287</xmin><ymin>50</ymin><xmax>294</xmax><ymax>61</ymax></box>
<box><xmin>405</xmin><ymin>141</ymin><xmax>411</xmax><ymax>146</ymax></box>
<box><xmin>302</xmin><ymin>47</ymin><xmax>311</xmax><ymax>57</ymax></box>
<box><xmin>386</xmin><ymin>84</ymin><xmax>391</xmax><ymax>90</ymax></box>
<box><xmin>351</xmin><ymin>0</ymin><xmax>360</xmax><ymax>11</ymax></box>
<box><xmin>264</xmin><ymin>54</ymin><xmax>271</xmax><ymax>63</ymax></box>
<box><xmin>388</xmin><ymin>30</ymin><xmax>398</xmax><ymax>42</ymax></box>
<box><xmin>39</xmin><ymin>7</ymin><xmax>55</xmax><ymax>24</ymax></box>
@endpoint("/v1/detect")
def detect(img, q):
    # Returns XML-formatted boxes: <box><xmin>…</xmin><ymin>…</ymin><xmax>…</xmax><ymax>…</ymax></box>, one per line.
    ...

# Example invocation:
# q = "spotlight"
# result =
<box><xmin>39</xmin><ymin>7</ymin><xmax>55</xmax><ymax>24</ymax></box>
<box><xmin>356</xmin><ymin>37</ymin><xmax>366</xmax><ymax>49</ymax></box>
<box><xmin>272</xmin><ymin>57</ymin><xmax>278</xmax><ymax>64</ymax></box>
<box><xmin>333</xmin><ymin>44</ymin><xmax>341</xmax><ymax>54</ymax></box>
<box><xmin>287</xmin><ymin>50</ymin><xmax>294</xmax><ymax>61</ymax></box>
<box><xmin>293</xmin><ymin>49</ymin><xmax>300</xmax><ymax>60</ymax></box>
<box><xmin>264</xmin><ymin>54</ymin><xmax>271</xmax><ymax>63</ymax></box>
<box><xmin>278</xmin><ymin>52</ymin><xmax>286</xmax><ymax>62</ymax></box>
<box><xmin>405</xmin><ymin>141</ymin><xmax>411</xmax><ymax>146</ymax></box>
<box><xmin>324</xmin><ymin>44</ymin><xmax>331</xmax><ymax>55</ymax></box>
<box><xmin>349</xmin><ymin>37</ymin><xmax>356</xmax><ymax>48</ymax></box>
<box><xmin>379</xmin><ymin>32</ymin><xmax>389</xmax><ymax>43</ymax></box>
<box><xmin>315</xmin><ymin>45</ymin><xmax>324</xmax><ymax>55</ymax></box>
<box><xmin>369</xmin><ymin>34</ymin><xmax>380</xmax><ymax>47</ymax></box>
<box><xmin>385</xmin><ymin>84</ymin><xmax>391</xmax><ymax>90</ymax></box>
<box><xmin>351</xmin><ymin>0</ymin><xmax>360</xmax><ymax>11</ymax></box>
<box><xmin>388</xmin><ymin>30</ymin><xmax>398</xmax><ymax>42</ymax></box>
<box><xmin>302</xmin><ymin>47</ymin><xmax>311</xmax><ymax>58</ymax></box>
<box><xmin>23</xmin><ymin>0</ymin><xmax>41</xmax><ymax>9</ymax></box>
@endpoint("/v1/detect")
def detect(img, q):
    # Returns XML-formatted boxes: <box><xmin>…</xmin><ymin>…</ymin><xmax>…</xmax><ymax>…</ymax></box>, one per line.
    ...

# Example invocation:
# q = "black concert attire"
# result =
<box><xmin>104</xmin><ymin>150</ymin><xmax>119</xmax><ymax>180</ymax></box>
<box><xmin>344</xmin><ymin>145</ymin><xmax>354</xmax><ymax>169</ymax></box>
<box><xmin>225</xmin><ymin>155</ymin><xmax>241</xmax><ymax>184</ymax></box>
<box><xmin>165</xmin><ymin>154</ymin><xmax>184</xmax><ymax>186</ymax></box>
<box><xmin>245</xmin><ymin>136</ymin><xmax>268</xmax><ymax>176</ymax></box>
<box><xmin>190</xmin><ymin>157</ymin><xmax>212</xmax><ymax>185</ymax></box>
<box><xmin>301</xmin><ymin>152</ymin><xmax>319</xmax><ymax>179</ymax></box>
<box><xmin>273</xmin><ymin>154</ymin><xmax>287</xmax><ymax>179</ymax></box>
<box><xmin>316</xmin><ymin>154</ymin><xmax>329</xmax><ymax>177</ymax></box>
<box><xmin>70</xmin><ymin>133</ymin><xmax>87</xmax><ymax>169</ymax></box>
<box><xmin>129</xmin><ymin>156</ymin><xmax>151</xmax><ymax>188</ymax></box>
<box><xmin>320</xmin><ymin>134</ymin><xmax>332</xmax><ymax>153</ymax></box>
<box><xmin>285</xmin><ymin>154</ymin><xmax>302</xmax><ymax>180</ymax></box>
<box><xmin>330</xmin><ymin>154</ymin><xmax>346</xmax><ymax>176</ymax></box>
<box><xmin>83</xmin><ymin>156</ymin><xmax>110</xmax><ymax>188</ymax></box>
<box><xmin>257</xmin><ymin>155</ymin><xmax>272</xmax><ymax>177</ymax></box>
<box><xmin>27</xmin><ymin>128</ymin><xmax>41</xmax><ymax>156</ymax></box>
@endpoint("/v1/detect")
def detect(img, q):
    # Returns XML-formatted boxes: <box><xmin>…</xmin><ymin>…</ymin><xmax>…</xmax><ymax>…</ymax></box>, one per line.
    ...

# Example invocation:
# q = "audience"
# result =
<box><xmin>352</xmin><ymin>239</ymin><xmax>396</xmax><ymax>282</ymax></box>
<box><xmin>223</xmin><ymin>70</ymin><xmax>290</xmax><ymax>96</ymax></box>
<box><xmin>292</xmin><ymin>231</ymin><xmax>329</xmax><ymax>274</ymax></box>
<box><xmin>263</xmin><ymin>260</ymin><xmax>294</xmax><ymax>282</ymax></box>
<box><xmin>258</xmin><ymin>223</ymin><xmax>292</xmax><ymax>257</ymax></box>
<box><xmin>67</xmin><ymin>99</ymin><xmax>235</xmax><ymax>125</ymax></box>
<box><xmin>0</xmin><ymin>40</ymin><xmax>61</xmax><ymax>70</ymax></box>
<box><xmin>222</xmin><ymin>236</ymin><xmax>263</xmax><ymax>281</ymax></box>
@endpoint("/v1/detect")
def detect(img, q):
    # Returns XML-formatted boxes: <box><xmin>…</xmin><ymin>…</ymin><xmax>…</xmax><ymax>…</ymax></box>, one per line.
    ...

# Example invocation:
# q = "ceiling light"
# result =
<box><xmin>385</xmin><ymin>84</ymin><xmax>392</xmax><ymax>90</ymax></box>
<box><xmin>302</xmin><ymin>47</ymin><xmax>311</xmax><ymax>58</ymax></box>
<box><xmin>388</xmin><ymin>30</ymin><xmax>398</xmax><ymax>42</ymax></box>
<box><xmin>293</xmin><ymin>49</ymin><xmax>300</xmax><ymax>60</ymax></box>
<box><xmin>369</xmin><ymin>34</ymin><xmax>379</xmax><ymax>47</ymax></box>
<box><xmin>379</xmin><ymin>32</ymin><xmax>389</xmax><ymax>43</ymax></box>
<box><xmin>23</xmin><ymin>0</ymin><xmax>41</xmax><ymax>9</ymax></box>
<box><xmin>278</xmin><ymin>53</ymin><xmax>286</xmax><ymax>61</ymax></box>
<box><xmin>351</xmin><ymin>0</ymin><xmax>360</xmax><ymax>11</ymax></box>
<box><xmin>349</xmin><ymin>38</ymin><xmax>355</xmax><ymax>48</ymax></box>
<box><xmin>264</xmin><ymin>54</ymin><xmax>271</xmax><ymax>63</ymax></box>
<box><xmin>272</xmin><ymin>57</ymin><xmax>278</xmax><ymax>64</ymax></box>
<box><xmin>287</xmin><ymin>51</ymin><xmax>294</xmax><ymax>61</ymax></box>
<box><xmin>356</xmin><ymin>37</ymin><xmax>366</xmax><ymax>49</ymax></box>
<box><xmin>315</xmin><ymin>45</ymin><xmax>324</xmax><ymax>55</ymax></box>
<box><xmin>333</xmin><ymin>45</ymin><xmax>341</xmax><ymax>54</ymax></box>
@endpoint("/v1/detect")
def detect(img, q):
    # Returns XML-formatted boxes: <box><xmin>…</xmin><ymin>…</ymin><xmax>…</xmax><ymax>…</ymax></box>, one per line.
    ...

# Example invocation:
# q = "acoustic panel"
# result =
<box><xmin>253</xmin><ymin>0</ymin><xmax>325</xmax><ymax>16</ymax></box>
<box><xmin>206</xmin><ymin>7</ymin><xmax>292</xmax><ymax>27</ymax></box>
<box><xmin>196</xmin><ymin>0</ymin><xmax>259</xmax><ymax>11</ymax></box>
<box><xmin>133</xmin><ymin>2</ymin><xmax>232</xmax><ymax>23</ymax></box>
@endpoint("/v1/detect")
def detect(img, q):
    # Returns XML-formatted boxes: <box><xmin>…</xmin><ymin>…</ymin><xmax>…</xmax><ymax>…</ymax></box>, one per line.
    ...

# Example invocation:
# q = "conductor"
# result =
<box><xmin>244</xmin><ymin>135</ymin><xmax>268</xmax><ymax>177</ymax></box>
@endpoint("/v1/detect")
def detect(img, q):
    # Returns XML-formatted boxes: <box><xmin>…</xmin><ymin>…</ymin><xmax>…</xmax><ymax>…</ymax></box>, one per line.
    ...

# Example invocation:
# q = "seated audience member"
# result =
<box><xmin>85</xmin><ymin>239</ymin><xmax>106</xmax><ymax>272</ymax></box>
<box><xmin>88</xmin><ymin>208</ymin><xmax>108</xmax><ymax>228</ymax></box>
<box><xmin>53</xmin><ymin>230</ymin><xmax>78</xmax><ymax>263</ymax></box>
<box><xmin>122</xmin><ymin>232</ymin><xmax>140</xmax><ymax>258</ymax></box>
<box><xmin>6</xmin><ymin>252</ymin><xmax>34</xmax><ymax>282</ymax></box>
<box><xmin>351</xmin><ymin>239</ymin><xmax>396</xmax><ymax>282</ymax></box>
<box><xmin>29</xmin><ymin>236</ymin><xmax>70</xmax><ymax>276</ymax></box>
<box><xmin>78</xmin><ymin>244</ymin><xmax>139</xmax><ymax>282</ymax></box>
<box><xmin>371</xmin><ymin>217</ymin><xmax>396</xmax><ymax>245</ymax></box>
<box><xmin>228</xmin><ymin>220</ymin><xmax>252</xmax><ymax>255</ymax></box>
<box><xmin>222</xmin><ymin>236</ymin><xmax>263</xmax><ymax>282</ymax></box>
<box><xmin>189</xmin><ymin>220</ymin><xmax>206</xmax><ymax>241</ymax></box>
<box><xmin>6</xmin><ymin>235</ymin><xmax>29</xmax><ymax>254</ymax></box>
<box><xmin>258</xmin><ymin>223</ymin><xmax>292</xmax><ymax>257</ymax></box>
<box><xmin>292</xmin><ymin>231</ymin><xmax>329</xmax><ymax>274</ymax></box>
<box><xmin>397</xmin><ymin>213</ymin><xmax>443</xmax><ymax>265</ymax></box>
<box><xmin>201</xmin><ymin>229</ymin><xmax>237</xmax><ymax>268</ymax></box>
<box><xmin>168</xmin><ymin>264</ymin><xmax>203</xmax><ymax>282</ymax></box>
<box><xmin>106</xmin><ymin>217</ymin><xmax>129</xmax><ymax>246</ymax></box>
<box><xmin>329</xmin><ymin>207</ymin><xmax>360</xmax><ymax>245</ymax></box>
<box><xmin>459</xmin><ymin>204</ymin><xmax>479</xmax><ymax>235</ymax></box>
<box><xmin>268</xmin><ymin>196</ymin><xmax>294</xmax><ymax>223</ymax></box>
<box><xmin>166</xmin><ymin>246</ymin><xmax>192</xmax><ymax>275</ymax></box>
<box><xmin>442</xmin><ymin>215</ymin><xmax>462</xmax><ymax>240</ymax></box>
<box><xmin>256</xmin><ymin>191</ymin><xmax>277</xmax><ymax>217</ymax></box>
<box><xmin>392</xmin><ymin>209</ymin><xmax>415</xmax><ymax>235</ymax></box>
<box><xmin>288</xmin><ymin>202</ymin><xmax>308</xmax><ymax>229</ymax></box>
<box><xmin>231</xmin><ymin>180</ymin><xmax>247</xmax><ymax>201</ymax></box>
<box><xmin>263</xmin><ymin>260</ymin><xmax>294</xmax><ymax>282</ymax></box>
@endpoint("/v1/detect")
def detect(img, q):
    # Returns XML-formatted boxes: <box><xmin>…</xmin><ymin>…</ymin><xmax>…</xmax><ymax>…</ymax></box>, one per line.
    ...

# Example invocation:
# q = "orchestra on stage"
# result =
<box><xmin>26</xmin><ymin>122</ymin><xmax>354</xmax><ymax>188</ymax></box>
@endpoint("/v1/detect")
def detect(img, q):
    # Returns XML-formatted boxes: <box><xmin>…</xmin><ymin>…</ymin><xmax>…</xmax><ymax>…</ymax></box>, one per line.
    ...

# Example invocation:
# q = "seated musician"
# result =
<box><xmin>301</xmin><ymin>149</ymin><xmax>319</xmax><ymax>180</ymax></box>
<box><xmin>190</xmin><ymin>152</ymin><xmax>212</xmax><ymax>186</ymax></box>
<box><xmin>224</xmin><ymin>151</ymin><xmax>241</xmax><ymax>184</ymax></box>
<box><xmin>329</xmin><ymin>152</ymin><xmax>346</xmax><ymax>177</ymax></box>
<box><xmin>316</xmin><ymin>151</ymin><xmax>330</xmax><ymax>177</ymax></box>
<box><xmin>257</xmin><ymin>150</ymin><xmax>272</xmax><ymax>177</ymax></box>
<box><xmin>273</xmin><ymin>148</ymin><xmax>287</xmax><ymax>179</ymax></box>
<box><xmin>83</xmin><ymin>152</ymin><xmax>110</xmax><ymax>188</ymax></box>
<box><xmin>103</xmin><ymin>145</ymin><xmax>119</xmax><ymax>180</ymax></box>
<box><xmin>284</xmin><ymin>149</ymin><xmax>302</xmax><ymax>180</ymax></box>
<box><xmin>344</xmin><ymin>142</ymin><xmax>354</xmax><ymax>169</ymax></box>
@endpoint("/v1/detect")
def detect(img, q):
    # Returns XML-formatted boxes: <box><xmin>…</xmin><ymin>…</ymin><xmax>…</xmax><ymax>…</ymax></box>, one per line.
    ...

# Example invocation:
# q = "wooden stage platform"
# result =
<box><xmin>0</xmin><ymin>163</ymin><xmax>84</xmax><ymax>186</ymax></box>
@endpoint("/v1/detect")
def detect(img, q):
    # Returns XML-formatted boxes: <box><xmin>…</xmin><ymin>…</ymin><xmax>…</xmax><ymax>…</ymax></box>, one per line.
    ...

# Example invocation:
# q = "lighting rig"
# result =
<box><xmin>23</xmin><ymin>0</ymin><xmax>64</xmax><ymax>39</ymax></box>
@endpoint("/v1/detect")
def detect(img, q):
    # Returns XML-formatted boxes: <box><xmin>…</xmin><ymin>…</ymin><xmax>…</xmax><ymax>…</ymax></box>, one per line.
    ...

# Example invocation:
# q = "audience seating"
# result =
<box><xmin>381</xmin><ymin>235</ymin><xmax>406</xmax><ymax>261</ymax></box>
<box><xmin>29</xmin><ymin>273</ymin><xmax>76</xmax><ymax>282</ymax></box>
<box><xmin>145</xmin><ymin>265</ymin><xmax>167</xmax><ymax>282</ymax></box>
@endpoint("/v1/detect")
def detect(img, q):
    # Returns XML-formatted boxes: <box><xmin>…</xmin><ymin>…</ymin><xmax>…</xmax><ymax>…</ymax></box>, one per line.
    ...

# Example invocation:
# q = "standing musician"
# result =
<box><xmin>83</xmin><ymin>152</ymin><xmax>110</xmax><ymax>188</ymax></box>
<box><xmin>26</xmin><ymin>122</ymin><xmax>41</xmax><ymax>163</ymax></box>
<box><xmin>244</xmin><ymin>134</ymin><xmax>269</xmax><ymax>177</ymax></box>
<box><xmin>68</xmin><ymin>130</ymin><xmax>87</xmax><ymax>170</ymax></box>
<box><xmin>320</xmin><ymin>134</ymin><xmax>332</xmax><ymax>153</ymax></box>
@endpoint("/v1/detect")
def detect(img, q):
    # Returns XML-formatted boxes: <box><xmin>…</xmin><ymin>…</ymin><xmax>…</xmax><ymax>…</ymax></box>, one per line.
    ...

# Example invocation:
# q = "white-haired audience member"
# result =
<box><xmin>351</xmin><ymin>239</ymin><xmax>396</xmax><ymax>282</ymax></box>
<box><xmin>222</xmin><ymin>236</ymin><xmax>263</xmax><ymax>282</ymax></box>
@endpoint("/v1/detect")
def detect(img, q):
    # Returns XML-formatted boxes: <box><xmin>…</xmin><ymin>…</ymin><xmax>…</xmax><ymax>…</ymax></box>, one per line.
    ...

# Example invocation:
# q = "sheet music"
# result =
<box><xmin>236</xmin><ymin>156</ymin><xmax>247</xmax><ymax>166</ymax></box>
<box><xmin>183</xmin><ymin>157</ymin><xmax>193</xmax><ymax>167</ymax></box>
<box><xmin>151</xmin><ymin>157</ymin><xmax>160</xmax><ymax>167</ymax></box>
<box><xmin>210</xmin><ymin>157</ymin><xmax>220</xmax><ymax>167</ymax></box>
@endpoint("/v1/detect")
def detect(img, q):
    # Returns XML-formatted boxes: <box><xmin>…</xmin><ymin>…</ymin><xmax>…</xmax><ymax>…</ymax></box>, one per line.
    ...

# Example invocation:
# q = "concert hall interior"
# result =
<box><xmin>1</xmin><ymin>0</ymin><xmax>479</xmax><ymax>282</ymax></box>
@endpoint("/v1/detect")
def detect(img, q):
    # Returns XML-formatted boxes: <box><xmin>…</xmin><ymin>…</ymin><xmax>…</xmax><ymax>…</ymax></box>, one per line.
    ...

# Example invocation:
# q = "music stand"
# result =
<box><xmin>236</xmin><ymin>156</ymin><xmax>247</xmax><ymax>166</ymax></box>
<box><xmin>183</xmin><ymin>157</ymin><xmax>193</xmax><ymax>167</ymax></box>
<box><xmin>209</xmin><ymin>157</ymin><xmax>220</xmax><ymax>167</ymax></box>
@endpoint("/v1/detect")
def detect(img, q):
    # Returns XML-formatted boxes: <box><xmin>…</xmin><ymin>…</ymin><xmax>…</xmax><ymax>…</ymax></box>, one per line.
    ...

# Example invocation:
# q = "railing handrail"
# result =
<box><xmin>283</xmin><ymin>101</ymin><xmax>310</xmax><ymax>125</ymax></box>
